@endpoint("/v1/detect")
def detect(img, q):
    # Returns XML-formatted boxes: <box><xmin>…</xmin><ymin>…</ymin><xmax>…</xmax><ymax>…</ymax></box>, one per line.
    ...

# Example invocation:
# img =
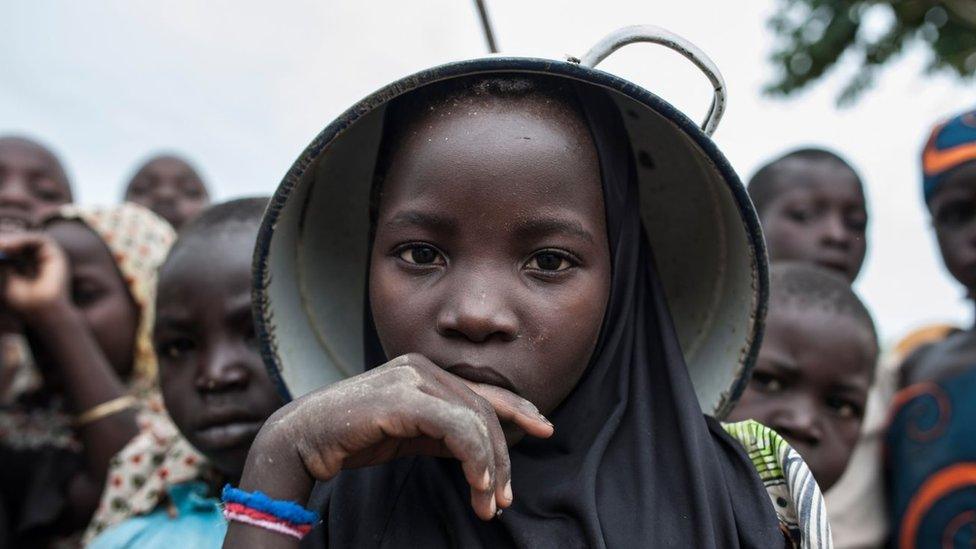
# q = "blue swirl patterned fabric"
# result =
<box><xmin>886</xmin><ymin>367</ymin><xmax>976</xmax><ymax>548</ymax></box>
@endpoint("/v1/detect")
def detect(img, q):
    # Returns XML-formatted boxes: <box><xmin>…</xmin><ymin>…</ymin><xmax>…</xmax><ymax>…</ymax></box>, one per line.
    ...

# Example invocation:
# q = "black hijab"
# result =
<box><xmin>305</xmin><ymin>78</ymin><xmax>784</xmax><ymax>548</ymax></box>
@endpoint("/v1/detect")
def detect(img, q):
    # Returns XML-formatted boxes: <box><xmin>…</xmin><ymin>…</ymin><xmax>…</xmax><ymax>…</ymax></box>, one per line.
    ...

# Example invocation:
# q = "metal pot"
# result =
<box><xmin>252</xmin><ymin>25</ymin><xmax>768</xmax><ymax>418</ymax></box>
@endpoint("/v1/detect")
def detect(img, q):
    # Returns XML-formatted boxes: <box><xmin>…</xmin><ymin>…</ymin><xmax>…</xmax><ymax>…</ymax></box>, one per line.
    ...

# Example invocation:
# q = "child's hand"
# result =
<box><xmin>265</xmin><ymin>353</ymin><xmax>554</xmax><ymax>521</ymax></box>
<box><xmin>0</xmin><ymin>233</ymin><xmax>71</xmax><ymax>317</ymax></box>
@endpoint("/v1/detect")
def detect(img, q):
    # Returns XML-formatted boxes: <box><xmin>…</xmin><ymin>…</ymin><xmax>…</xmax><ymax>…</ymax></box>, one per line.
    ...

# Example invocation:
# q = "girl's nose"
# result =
<box><xmin>436</xmin><ymin>281</ymin><xmax>518</xmax><ymax>344</ymax></box>
<box><xmin>152</xmin><ymin>182</ymin><xmax>179</xmax><ymax>201</ymax></box>
<box><xmin>196</xmin><ymin>341</ymin><xmax>251</xmax><ymax>393</ymax></box>
<box><xmin>0</xmin><ymin>179</ymin><xmax>31</xmax><ymax>210</ymax></box>
<box><xmin>770</xmin><ymin>398</ymin><xmax>824</xmax><ymax>446</ymax></box>
<box><xmin>820</xmin><ymin>213</ymin><xmax>851</xmax><ymax>249</ymax></box>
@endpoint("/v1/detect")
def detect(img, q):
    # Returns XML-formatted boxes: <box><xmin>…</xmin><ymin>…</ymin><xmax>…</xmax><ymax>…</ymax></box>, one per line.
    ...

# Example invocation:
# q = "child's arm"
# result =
<box><xmin>223</xmin><ymin>353</ymin><xmax>554</xmax><ymax>548</ymax></box>
<box><xmin>0</xmin><ymin>233</ymin><xmax>139</xmax><ymax>517</ymax></box>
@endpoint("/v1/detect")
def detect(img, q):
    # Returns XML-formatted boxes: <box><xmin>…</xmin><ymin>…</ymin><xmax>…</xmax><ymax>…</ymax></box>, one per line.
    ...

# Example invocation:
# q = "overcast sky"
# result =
<box><xmin>2</xmin><ymin>1</ymin><xmax>974</xmax><ymax>343</ymax></box>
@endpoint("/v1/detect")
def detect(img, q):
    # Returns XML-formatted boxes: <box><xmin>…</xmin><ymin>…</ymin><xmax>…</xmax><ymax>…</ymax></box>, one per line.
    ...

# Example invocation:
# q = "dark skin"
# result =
<box><xmin>0</xmin><ymin>222</ymin><xmax>139</xmax><ymax>528</ymax></box>
<box><xmin>759</xmin><ymin>159</ymin><xmax>868</xmax><ymax>282</ymax></box>
<box><xmin>901</xmin><ymin>162</ymin><xmax>976</xmax><ymax>386</ymax></box>
<box><xmin>225</xmin><ymin>95</ymin><xmax>611</xmax><ymax>547</ymax></box>
<box><xmin>727</xmin><ymin>304</ymin><xmax>876</xmax><ymax>491</ymax></box>
<box><xmin>0</xmin><ymin>137</ymin><xmax>73</xmax><ymax>335</ymax></box>
<box><xmin>0</xmin><ymin>137</ymin><xmax>73</xmax><ymax>232</ymax></box>
<box><xmin>124</xmin><ymin>155</ymin><xmax>210</xmax><ymax>229</ymax></box>
<box><xmin>154</xmin><ymin>227</ymin><xmax>284</xmax><ymax>482</ymax></box>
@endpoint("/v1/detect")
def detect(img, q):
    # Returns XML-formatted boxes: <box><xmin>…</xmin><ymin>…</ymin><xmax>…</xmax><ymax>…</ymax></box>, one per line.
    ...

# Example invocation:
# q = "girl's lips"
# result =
<box><xmin>193</xmin><ymin>420</ymin><xmax>263</xmax><ymax>449</ymax></box>
<box><xmin>446</xmin><ymin>363</ymin><xmax>518</xmax><ymax>395</ymax></box>
<box><xmin>815</xmin><ymin>258</ymin><xmax>849</xmax><ymax>275</ymax></box>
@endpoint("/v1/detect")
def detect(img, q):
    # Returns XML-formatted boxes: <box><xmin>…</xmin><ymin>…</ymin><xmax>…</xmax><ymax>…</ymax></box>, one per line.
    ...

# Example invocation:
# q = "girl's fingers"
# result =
<box><xmin>482</xmin><ymin>405</ymin><xmax>513</xmax><ymax>511</ymax></box>
<box><xmin>446</xmin><ymin>382</ymin><xmax>513</xmax><ymax>511</ymax></box>
<box><xmin>409</xmin><ymin>394</ymin><xmax>498</xmax><ymax>520</ymax></box>
<box><xmin>462</xmin><ymin>381</ymin><xmax>555</xmax><ymax>439</ymax></box>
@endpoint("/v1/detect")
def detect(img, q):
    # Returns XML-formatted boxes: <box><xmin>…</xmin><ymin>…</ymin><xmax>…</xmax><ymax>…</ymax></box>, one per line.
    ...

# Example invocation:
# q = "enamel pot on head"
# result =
<box><xmin>252</xmin><ymin>25</ymin><xmax>769</xmax><ymax>418</ymax></box>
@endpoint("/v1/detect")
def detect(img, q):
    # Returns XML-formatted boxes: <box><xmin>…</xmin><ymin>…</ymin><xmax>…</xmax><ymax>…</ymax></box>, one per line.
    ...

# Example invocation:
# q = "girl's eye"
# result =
<box><xmin>844</xmin><ymin>214</ymin><xmax>867</xmax><ymax>232</ymax></box>
<box><xmin>826</xmin><ymin>396</ymin><xmax>861</xmax><ymax>419</ymax></box>
<box><xmin>158</xmin><ymin>337</ymin><xmax>195</xmax><ymax>360</ymax></box>
<box><xmin>27</xmin><ymin>174</ymin><xmax>64</xmax><ymax>202</ymax></box>
<box><xmin>751</xmin><ymin>372</ymin><xmax>783</xmax><ymax>393</ymax></box>
<box><xmin>241</xmin><ymin>320</ymin><xmax>259</xmax><ymax>349</ymax></box>
<box><xmin>183</xmin><ymin>187</ymin><xmax>204</xmax><ymax>199</ymax></box>
<box><xmin>785</xmin><ymin>207</ymin><xmax>814</xmax><ymax>224</ymax></box>
<box><xmin>934</xmin><ymin>199</ymin><xmax>976</xmax><ymax>229</ymax></box>
<box><xmin>525</xmin><ymin>251</ymin><xmax>575</xmax><ymax>272</ymax></box>
<box><xmin>397</xmin><ymin>244</ymin><xmax>445</xmax><ymax>266</ymax></box>
<box><xmin>71</xmin><ymin>278</ymin><xmax>105</xmax><ymax>307</ymax></box>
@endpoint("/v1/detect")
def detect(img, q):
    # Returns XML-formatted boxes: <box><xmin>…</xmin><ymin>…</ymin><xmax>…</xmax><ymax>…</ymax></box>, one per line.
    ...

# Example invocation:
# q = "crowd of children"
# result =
<box><xmin>0</xmin><ymin>82</ymin><xmax>974</xmax><ymax>547</ymax></box>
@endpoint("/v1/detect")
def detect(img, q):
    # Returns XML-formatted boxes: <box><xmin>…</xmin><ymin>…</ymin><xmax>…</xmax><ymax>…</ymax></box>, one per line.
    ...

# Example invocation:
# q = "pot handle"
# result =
<box><xmin>579</xmin><ymin>25</ymin><xmax>726</xmax><ymax>136</ymax></box>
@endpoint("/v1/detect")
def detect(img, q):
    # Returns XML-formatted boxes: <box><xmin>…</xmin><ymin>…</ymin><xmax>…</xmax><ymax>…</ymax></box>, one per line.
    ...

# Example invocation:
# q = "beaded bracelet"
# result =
<box><xmin>221</xmin><ymin>485</ymin><xmax>320</xmax><ymax>540</ymax></box>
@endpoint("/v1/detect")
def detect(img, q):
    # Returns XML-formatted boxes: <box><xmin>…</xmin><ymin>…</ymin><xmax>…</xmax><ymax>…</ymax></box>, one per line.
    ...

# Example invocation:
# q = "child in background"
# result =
<box><xmin>0</xmin><ymin>135</ymin><xmax>74</xmax><ymax>547</ymax></box>
<box><xmin>748</xmin><ymin>148</ymin><xmax>869</xmax><ymax>282</ymax></box>
<box><xmin>885</xmin><ymin>108</ymin><xmax>976</xmax><ymax>548</ymax></box>
<box><xmin>0</xmin><ymin>135</ymin><xmax>73</xmax><ymax>231</ymax></box>
<box><xmin>123</xmin><ymin>154</ymin><xmax>211</xmax><ymax>229</ymax></box>
<box><xmin>727</xmin><ymin>262</ymin><xmax>878</xmax><ymax>492</ymax></box>
<box><xmin>85</xmin><ymin>198</ymin><xmax>284</xmax><ymax>547</ymax></box>
<box><xmin>0</xmin><ymin>203</ymin><xmax>173</xmax><ymax>546</ymax></box>
<box><xmin>0</xmin><ymin>135</ymin><xmax>74</xmax><ymax>404</ymax></box>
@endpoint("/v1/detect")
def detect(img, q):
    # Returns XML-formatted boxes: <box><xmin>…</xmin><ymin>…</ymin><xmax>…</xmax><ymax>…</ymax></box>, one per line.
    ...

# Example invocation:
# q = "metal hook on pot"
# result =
<box><xmin>579</xmin><ymin>25</ymin><xmax>727</xmax><ymax>137</ymax></box>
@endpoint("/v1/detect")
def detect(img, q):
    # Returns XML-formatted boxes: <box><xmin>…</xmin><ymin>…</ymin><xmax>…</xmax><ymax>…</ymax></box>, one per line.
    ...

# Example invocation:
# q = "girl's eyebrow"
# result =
<box><xmin>384</xmin><ymin>210</ymin><xmax>457</xmax><ymax>234</ymax></box>
<box><xmin>515</xmin><ymin>218</ymin><xmax>594</xmax><ymax>243</ymax></box>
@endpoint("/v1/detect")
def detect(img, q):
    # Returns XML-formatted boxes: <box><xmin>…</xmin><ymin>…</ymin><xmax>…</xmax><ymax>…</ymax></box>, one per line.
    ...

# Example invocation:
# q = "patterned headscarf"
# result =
<box><xmin>0</xmin><ymin>204</ymin><xmax>175</xmax><ymax>452</ymax></box>
<box><xmin>48</xmin><ymin>202</ymin><xmax>176</xmax><ymax>384</ymax></box>
<box><xmin>923</xmin><ymin>108</ymin><xmax>976</xmax><ymax>202</ymax></box>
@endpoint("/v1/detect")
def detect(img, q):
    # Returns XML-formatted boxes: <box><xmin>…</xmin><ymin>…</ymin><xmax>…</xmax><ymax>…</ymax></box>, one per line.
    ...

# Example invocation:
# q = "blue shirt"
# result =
<box><xmin>89</xmin><ymin>481</ymin><xmax>226</xmax><ymax>548</ymax></box>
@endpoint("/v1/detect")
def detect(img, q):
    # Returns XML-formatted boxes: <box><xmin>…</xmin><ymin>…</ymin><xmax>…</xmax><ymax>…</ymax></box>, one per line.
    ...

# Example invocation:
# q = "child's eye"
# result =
<box><xmin>29</xmin><ymin>177</ymin><xmax>65</xmax><ymax>202</ymax></box>
<box><xmin>71</xmin><ymin>278</ymin><xmax>105</xmax><ymax>307</ymax></box>
<box><xmin>524</xmin><ymin>250</ymin><xmax>576</xmax><ymax>273</ymax></box>
<box><xmin>396</xmin><ymin>244</ymin><xmax>445</xmax><ymax>266</ymax></box>
<box><xmin>844</xmin><ymin>214</ymin><xmax>867</xmax><ymax>232</ymax></box>
<box><xmin>785</xmin><ymin>207</ymin><xmax>814</xmax><ymax>224</ymax></box>
<box><xmin>826</xmin><ymin>396</ymin><xmax>862</xmax><ymax>419</ymax></box>
<box><xmin>934</xmin><ymin>199</ymin><xmax>976</xmax><ymax>229</ymax></box>
<box><xmin>158</xmin><ymin>337</ymin><xmax>195</xmax><ymax>360</ymax></box>
<box><xmin>751</xmin><ymin>372</ymin><xmax>783</xmax><ymax>393</ymax></box>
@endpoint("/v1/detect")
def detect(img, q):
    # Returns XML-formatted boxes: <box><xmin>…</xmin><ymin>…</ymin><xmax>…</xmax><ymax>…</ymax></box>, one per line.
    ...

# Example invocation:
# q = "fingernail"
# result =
<box><xmin>503</xmin><ymin>480</ymin><xmax>513</xmax><ymax>503</ymax></box>
<box><xmin>538</xmin><ymin>413</ymin><xmax>553</xmax><ymax>427</ymax></box>
<box><xmin>481</xmin><ymin>469</ymin><xmax>491</xmax><ymax>491</ymax></box>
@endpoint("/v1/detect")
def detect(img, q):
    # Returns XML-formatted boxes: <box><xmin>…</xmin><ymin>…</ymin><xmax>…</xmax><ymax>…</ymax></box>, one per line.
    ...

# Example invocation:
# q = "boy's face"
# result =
<box><xmin>154</xmin><ymin>228</ymin><xmax>283</xmax><ymax>479</ymax></box>
<box><xmin>125</xmin><ymin>157</ymin><xmax>209</xmax><ymax>229</ymax></box>
<box><xmin>759</xmin><ymin>160</ymin><xmax>867</xmax><ymax>282</ymax></box>
<box><xmin>928</xmin><ymin>162</ymin><xmax>976</xmax><ymax>293</ymax></box>
<box><xmin>727</xmin><ymin>304</ymin><xmax>875</xmax><ymax>491</ymax></box>
<box><xmin>369</xmin><ymin>95</ymin><xmax>611</xmax><ymax>419</ymax></box>
<box><xmin>41</xmin><ymin>220</ymin><xmax>138</xmax><ymax>378</ymax></box>
<box><xmin>0</xmin><ymin>138</ymin><xmax>72</xmax><ymax>232</ymax></box>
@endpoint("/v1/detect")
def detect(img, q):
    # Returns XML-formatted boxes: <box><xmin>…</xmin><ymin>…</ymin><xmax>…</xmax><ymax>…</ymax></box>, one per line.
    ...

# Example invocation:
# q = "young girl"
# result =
<box><xmin>0</xmin><ymin>135</ymin><xmax>74</xmax><ymax>409</ymax></box>
<box><xmin>884</xmin><ymin>108</ymin><xmax>976</xmax><ymax>548</ymax></box>
<box><xmin>0</xmin><ymin>203</ymin><xmax>173</xmax><ymax>545</ymax></box>
<box><xmin>123</xmin><ymin>154</ymin><xmax>211</xmax><ymax>229</ymax></box>
<box><xmin>226</xmin><ymin>70</ymin><xmax>829</xmax><ymax>547</ymax></box>
<box><xmin>83</xmin><ymin>198</ymin><xmax>284</xmax><ymax>547</ymax></box>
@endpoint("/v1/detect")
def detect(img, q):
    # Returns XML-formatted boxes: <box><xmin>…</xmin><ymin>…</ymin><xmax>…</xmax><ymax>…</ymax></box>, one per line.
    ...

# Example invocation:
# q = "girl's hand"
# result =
<box><xmin>260</xmin><ymin>353</ymin><xmax>554</xmax><ymax>520</ymax></box>
<box><xmin>0</xmin><ymin>232</ymin><xmax>71</xmax><ymax>317</ymax></box>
